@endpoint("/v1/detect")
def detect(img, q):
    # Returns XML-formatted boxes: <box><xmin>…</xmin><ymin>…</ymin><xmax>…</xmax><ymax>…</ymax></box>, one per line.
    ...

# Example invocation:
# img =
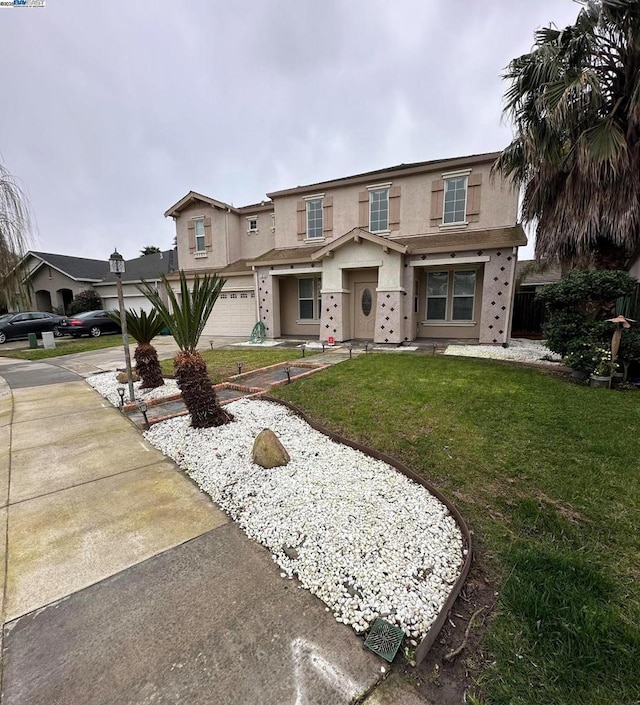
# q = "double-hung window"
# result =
<box><xmin>369</xmin><ymin>188</ymin><xmax>389</xmax><ymax>232</ymax></box>
<box><xmin>194</xmin><ymin>218</ymin><xmax>206</xmax><ymax>252</ymax></box>
<box><xmin>426</xmin><ymin>270</ymin><xmax>476</xmax><ymax>322</ymax></box>
<box><xmin>306</xmin><ymin>198</ymin><xmax>323</xmax><ymax>239</ymax></box>
<box><xmin>443</xmin><ymin>176</ymin><xmax>467</xmax><ymax>224</ymax></box>
<box><xmin>298</xmin><ymin>276</ymin><xmax>322</xmax><ymax>321</ymax></box>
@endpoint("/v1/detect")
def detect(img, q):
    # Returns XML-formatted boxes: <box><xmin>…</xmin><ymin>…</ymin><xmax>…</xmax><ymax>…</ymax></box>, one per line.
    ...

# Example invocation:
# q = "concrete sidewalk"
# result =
<box><xmin>0</xmin><ymin>361</ymin><xmax>393</xmax><ymax>704</ymax></box>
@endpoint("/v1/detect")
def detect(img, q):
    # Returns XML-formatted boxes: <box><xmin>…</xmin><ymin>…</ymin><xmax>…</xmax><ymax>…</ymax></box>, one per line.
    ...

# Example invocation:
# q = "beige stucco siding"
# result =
<box><xmin>271</xmin><ymin>162</ymin><xmax>518</xmax><ymax>250</ymax></box>
<box><xmin>175</xmin><ymin>203</ymin><xmax>229</xmax><ymax>271</ymax></box>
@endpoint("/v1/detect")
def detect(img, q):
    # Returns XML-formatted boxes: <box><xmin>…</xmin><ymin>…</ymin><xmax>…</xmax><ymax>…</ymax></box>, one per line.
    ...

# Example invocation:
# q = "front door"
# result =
<box><xmin>353</xmin><ymin>282</ymin><xmax>376</xmax><ymax>339</ymax></box>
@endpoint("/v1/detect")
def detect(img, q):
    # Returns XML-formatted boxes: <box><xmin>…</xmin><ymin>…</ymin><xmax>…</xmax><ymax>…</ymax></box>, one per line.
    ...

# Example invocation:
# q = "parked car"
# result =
<box><xmin>0</xmin><ymin>311</ymin><xmax>67</xmax><ymax>344</ymax></box>
<box><xmin>58</xmin><ymin>310</ymin><xmax>121</xmax><ymax>338</ymax></box>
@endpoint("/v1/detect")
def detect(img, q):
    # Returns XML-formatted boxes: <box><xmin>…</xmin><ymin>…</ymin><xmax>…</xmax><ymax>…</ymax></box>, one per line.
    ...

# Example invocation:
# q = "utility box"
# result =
<box><xmin>42</xmin><ymin>331</ymin><xmax>56</xmax><ymax>350</ymax></box>
<box><xmin>28</xmin><ymin>333</ymin><xmax>37</xmax><ymax>349</ymax></box>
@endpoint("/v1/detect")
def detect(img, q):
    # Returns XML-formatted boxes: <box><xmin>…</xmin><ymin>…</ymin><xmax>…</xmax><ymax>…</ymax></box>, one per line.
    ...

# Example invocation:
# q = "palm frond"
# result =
<box><xmin>108</xmin><ymin>308</ymin><xmax>165</xmax><ymax>345</ymax></box>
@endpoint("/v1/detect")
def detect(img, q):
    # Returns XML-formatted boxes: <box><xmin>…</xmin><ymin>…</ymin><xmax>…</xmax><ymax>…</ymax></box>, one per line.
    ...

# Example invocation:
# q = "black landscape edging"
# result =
<box><xmin>261</xmin><ymin>394</ymin><xmax>473</xmax><ymax>667</ymax></box>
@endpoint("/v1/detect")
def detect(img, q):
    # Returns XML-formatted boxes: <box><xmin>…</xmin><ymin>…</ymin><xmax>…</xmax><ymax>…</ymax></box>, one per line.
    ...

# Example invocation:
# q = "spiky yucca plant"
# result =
<box><xmin>110</xmin><ymin>309</ymin><xmax>166</xmax><ymax>389</ymax></box>
<box><xmin>139</xmin><ymin>271</ymin><xmax>232</xmax><ymax>428</ymax></box>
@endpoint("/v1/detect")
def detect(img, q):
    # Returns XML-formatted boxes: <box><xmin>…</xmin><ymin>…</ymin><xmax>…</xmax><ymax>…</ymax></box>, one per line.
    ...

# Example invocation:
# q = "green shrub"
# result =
<box><xmin>537</xmin><ymin>270</ymin><xmax>636</xmax><ymax>356</ymax></box>
<box><xmin>66</xmin><ymin>289</ymin><xmax>102</xmax><ymax>315</ymax></box>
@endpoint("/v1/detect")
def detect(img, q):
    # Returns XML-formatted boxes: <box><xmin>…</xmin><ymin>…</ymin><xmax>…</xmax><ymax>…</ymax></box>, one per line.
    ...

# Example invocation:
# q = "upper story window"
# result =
<box><xmin>369</xmin><ymin>187</ymin><xmax>389</xmax><ymax>232</ymax></box>
<box><xmin>247</xmin><ymin>217</ymin><xmax>258</xmax><ymax>233</ymax></box>
<box><xmin>443</xmin><ymin>176</ymin><xmax>468</xmax><ymax>224</ymax></box>
<box><xmin>194</xmin><ymin>218</ymin><xmax>206</xmax><ymax>252</ymax></box>
<box><xmin>306</xmin><ymin>198</ymin><xmax>323</xmax><ymax>239</ymax></box>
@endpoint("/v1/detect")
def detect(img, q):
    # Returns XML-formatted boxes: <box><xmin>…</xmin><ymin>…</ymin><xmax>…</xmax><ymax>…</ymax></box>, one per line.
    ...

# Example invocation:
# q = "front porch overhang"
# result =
<box><xmin>311</xmin><ymin>228</ymin><xmax>408</xmax><ymax>260</ymax></box>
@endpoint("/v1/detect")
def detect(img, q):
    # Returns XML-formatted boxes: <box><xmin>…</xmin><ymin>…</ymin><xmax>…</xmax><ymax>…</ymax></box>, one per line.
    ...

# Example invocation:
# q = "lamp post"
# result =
<box><xmin>109</xmin><ymin>249</ymin><xmax>135</xmax><ymax>403</ymax></box>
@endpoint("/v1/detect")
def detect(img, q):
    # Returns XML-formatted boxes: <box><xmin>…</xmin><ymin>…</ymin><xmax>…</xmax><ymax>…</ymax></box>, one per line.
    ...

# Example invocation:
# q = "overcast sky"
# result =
<box><xmin>0</xmin><ymin>0</ymin><xmax>581</xmax><ymax>262</ymax></box>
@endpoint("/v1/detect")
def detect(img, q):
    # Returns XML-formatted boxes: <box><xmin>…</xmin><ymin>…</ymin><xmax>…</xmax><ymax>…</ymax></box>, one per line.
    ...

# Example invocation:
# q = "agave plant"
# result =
<box><xmin>139</xmin><ymin>271</ymin><xmax>232</xmax><ymax>428</ymax></box>
<box><xmin>109</xmin><ymin>308</ymin><xmax>166</xmax><ymax>389</ymax></box>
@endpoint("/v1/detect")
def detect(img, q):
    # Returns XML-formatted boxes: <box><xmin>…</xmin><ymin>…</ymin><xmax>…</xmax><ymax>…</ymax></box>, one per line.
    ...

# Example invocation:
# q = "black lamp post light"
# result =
<box><xmin>109</xmin><ymin>249</ymin><xmax>135</xmax><ymax>403</ymax></box>
<box><xmin>138</xmin><ymin>401</ymin><xmax>150</xmax><ymax>430</ymax></box>
<box><xmin>117</xmin><ymin>386</ymin><xmax>125</xmax><ymax>409</ymax></box>
<box><xmin>284</xmin><ymin>364</ymin><xmax>291</xmax><ymax>384</ymax></box>
<box><xmin>236</xmin><ymin>362</ymin><xmax>244</xmax><ymax>376</ymax></box>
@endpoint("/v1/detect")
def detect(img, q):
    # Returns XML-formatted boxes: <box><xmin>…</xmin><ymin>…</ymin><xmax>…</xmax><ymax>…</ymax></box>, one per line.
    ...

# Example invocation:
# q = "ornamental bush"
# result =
<box><xmin>537</xmin><ymin>270</ymin><xmax>636</xmax><ymax>360</ymax></box>
<box><xmin>66</xmin><ymin>289</ymin><xmax>102</xmax><ymax>315</ymax></box>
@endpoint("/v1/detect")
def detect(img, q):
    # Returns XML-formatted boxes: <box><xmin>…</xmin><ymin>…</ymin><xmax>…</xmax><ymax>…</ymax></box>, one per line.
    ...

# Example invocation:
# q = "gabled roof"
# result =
<box><xmin>95</xmin><ymin>249</ymin><xmax>177</xmax><ymax>285</ymax></box>
<box><xmin>311</xmin><ymin>228</ymin><xmax>408</xmax><ymax>260</ymax></box>
<box><xmin>164</xmin><ymin>191</ymin><xmax>237</xmax><ymax>218</ymax></box>
<box><xmin>27</xmin><ymin>251</ymin><xmax>109</xmax><ymax>282</ymax></box>
<box><xmin>266</xmin><ymin>152</ymin><xmax>500</xmax><ymax>199</ymax></box>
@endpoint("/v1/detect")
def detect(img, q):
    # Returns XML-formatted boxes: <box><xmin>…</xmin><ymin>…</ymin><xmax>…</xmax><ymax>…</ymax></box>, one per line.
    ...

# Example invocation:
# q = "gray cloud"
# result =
<box><xmin>0</xmin><ymin>0</ymin><xmax>580</xmax><ymax>260</ymax></box>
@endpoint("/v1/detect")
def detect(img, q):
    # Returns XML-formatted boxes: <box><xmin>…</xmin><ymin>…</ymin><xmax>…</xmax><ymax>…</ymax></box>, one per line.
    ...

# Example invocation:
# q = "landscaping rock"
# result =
<box><xmin>252</xmin><ymin>428</ymin><xmax>290</xmax><ymax>468</ymax></box>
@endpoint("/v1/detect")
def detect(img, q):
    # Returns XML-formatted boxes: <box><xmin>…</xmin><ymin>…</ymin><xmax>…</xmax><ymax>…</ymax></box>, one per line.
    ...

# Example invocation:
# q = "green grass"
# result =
<box><xmin>0</xmin><ymin>335</ymin><xmax>125</xmax><ymax>360</ymax></box>
<box><xmin>159</xmin><ymin>348</ymin><xmax>303</xmax><ymax>384</ymax></box>
<box><xmin>270</xmin><ymin>353</ymin><xmax>640</xmax><ymax>705</ymax></box>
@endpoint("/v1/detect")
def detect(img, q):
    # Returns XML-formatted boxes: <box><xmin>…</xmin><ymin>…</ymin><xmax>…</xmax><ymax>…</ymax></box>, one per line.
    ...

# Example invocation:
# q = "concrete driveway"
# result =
<box><xmin>0</xmin><ymin>359</ymin><xmax>385</xmax><ymax>704</ymax></box>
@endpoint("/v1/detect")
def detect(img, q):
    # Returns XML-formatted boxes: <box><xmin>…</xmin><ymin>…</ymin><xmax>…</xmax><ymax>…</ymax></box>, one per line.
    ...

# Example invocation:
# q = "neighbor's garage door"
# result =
<box><xmin>202</xmin><ymin>290</ymin><xmax>256</xmax><ymax>337</ymax></box>
<box><xmin>102</xmin><ymin>295</ymin><xmax>154</xmax><ymax>313</ymax></box>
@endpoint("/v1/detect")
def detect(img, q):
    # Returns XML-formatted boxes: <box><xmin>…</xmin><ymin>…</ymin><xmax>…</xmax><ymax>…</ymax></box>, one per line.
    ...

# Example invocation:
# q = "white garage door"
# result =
<box><xmin>203</xmin><ymin>290</ymin><xmax>257</xmax><ymax>337</ymax></box>
<box><xmin>101</xmin><ymin>295</ymin><xmax>155</xmax><ymax>314</ymax></box>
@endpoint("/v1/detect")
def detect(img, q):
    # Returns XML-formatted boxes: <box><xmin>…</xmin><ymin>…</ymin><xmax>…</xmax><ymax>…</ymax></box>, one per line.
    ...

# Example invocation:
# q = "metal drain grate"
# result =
<box><xmin>364</xmin><ymin>618</ymin><xmax>405</xmax><ymax>662</ymax></box>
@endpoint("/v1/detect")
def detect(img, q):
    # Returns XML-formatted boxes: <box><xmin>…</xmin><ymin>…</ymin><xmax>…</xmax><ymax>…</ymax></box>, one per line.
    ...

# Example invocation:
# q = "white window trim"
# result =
<box><xmin>305</xmin><ymin>195</ymin><xmax>324</xmax><ymax>241</ymax></box>
<box><xmin>193</xmin><ymin>217</ymin><xmax>206</xmax><ymax>253</ymax></box>
<box><xmin>424</xmin><ymin>269</ymin><xmax>478</xmax><ymax>323</ymax></box>
<box><xmin>297</xmin><ymin>275</ymin><xmax>322</xmax><ymax>322</ymax></box>
<box><xmin>442</xmin><ymin>175</ymin><xmax>468</xmax><ymax>226</ymax></box>
<box><xmin>368</xmin><ymin>185</ymin><xmax>390</xmax><ymax>234</ymax></box>
<box><xmin>246</xmin><ymin>216</ymin><xmax>258</xmax><ymax>234</ymax></box>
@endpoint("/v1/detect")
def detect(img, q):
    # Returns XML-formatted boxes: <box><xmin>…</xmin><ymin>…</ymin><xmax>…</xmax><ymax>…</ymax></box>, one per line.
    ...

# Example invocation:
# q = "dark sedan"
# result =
<box><xmin>58</xmin><ymin>310</ymin><xmax>121</xmax><ymax>338</ymax></box>
<box><xmin>0</xmin><ymin>311</ymin><xmax>66</xmax><ymax>344</ymax></box>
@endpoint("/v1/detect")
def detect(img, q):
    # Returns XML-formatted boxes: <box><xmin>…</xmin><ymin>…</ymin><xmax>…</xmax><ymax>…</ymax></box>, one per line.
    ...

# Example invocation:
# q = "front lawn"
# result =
<box><xmin>0</xmin><ymin>335</ymin><xmax>124</xmax><ymax>360</ymax></box>
<box><xmin>159</xmin><ymin>347</ymin><xmax>303</xmax><ymax>384</ymax></box>
<box><xmin>271</xmin><ymin>353</ymin><xmax>640</xmax><ymax>705</ymax></box>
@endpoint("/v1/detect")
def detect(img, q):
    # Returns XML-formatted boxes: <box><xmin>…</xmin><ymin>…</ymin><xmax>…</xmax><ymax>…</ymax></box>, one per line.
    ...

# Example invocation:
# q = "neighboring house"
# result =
<box><xmin>16</xmin><ymin>249</ymin><xmax>176</xmax><ymax>314</ymax></box>
<box><xmin>19</xmin><ymin>252</ymin><xmax>109</xmax><ymax>313</ymax></box>
<box><xmin>166</xmin><ymin>152</ymin><xmax>525</xmax><ymax>344</ymax></box>
<box><xmin>94</xmin><ymin>249</ymin><xmax>177</xmax><ymax>312</ymax></box>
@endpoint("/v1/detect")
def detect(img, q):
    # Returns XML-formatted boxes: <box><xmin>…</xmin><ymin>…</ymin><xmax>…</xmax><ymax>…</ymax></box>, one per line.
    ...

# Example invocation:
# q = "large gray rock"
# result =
<box><xmin>252</xmin><ymin>429</ymin><xmax>290</xmax><ymax>469</ymax></box>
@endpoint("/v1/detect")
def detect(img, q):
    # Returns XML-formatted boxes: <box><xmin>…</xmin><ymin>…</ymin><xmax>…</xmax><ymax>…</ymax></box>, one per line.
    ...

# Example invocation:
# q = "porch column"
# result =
<box><xmin>374</xmin><ymin>288</ymin><xmax>404</xmax><ymax>344</ymax></box>
<box><xmin>478</xmin><ymin>248</ymin><xmax>516</xmax><ymax>344</ymax></box>
<box><xmin>320</xmin><ymin>289</ymin><xmax>349</xmax><ymax>342</ymax></box>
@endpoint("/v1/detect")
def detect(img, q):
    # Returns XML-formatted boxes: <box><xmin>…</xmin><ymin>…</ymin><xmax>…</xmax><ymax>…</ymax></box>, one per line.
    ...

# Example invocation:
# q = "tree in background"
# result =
<box><xmin>109</xmin><ymin>308</ymin><xmax>165</xmax><ymax>389</ymax></box>
<box><xmin>494</xmin><ymin>0</ymin><xmax>640</xmax><ymax>269</ymax></box>
<box><xmin>140</xmin><ymin>246</ymin><xmax>161</xmax><ymax>256</ymax></box>
<box><xmin>66</xmin><ymin>289</ymin><xmax>102</xmax><ymax>315</ymax></box>
<box><xmin>0</xmin><ymin>161</ymin><xmax>32</xmax><ymax>311</ymax></box>
<box><xmin>140</xmin><ymin>271</ymin><xmax>232</xmax><ymax>428</ymax></box>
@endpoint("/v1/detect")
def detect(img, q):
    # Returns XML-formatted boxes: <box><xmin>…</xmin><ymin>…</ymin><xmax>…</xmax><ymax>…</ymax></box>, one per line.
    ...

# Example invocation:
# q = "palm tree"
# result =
<box><xmin>139</xmin><ymin>271</ymin><xmax>232</xmax><ymax>428</ymax></box>
<box><xmin>110</xmin><ymin>309</ymin><xmax>166</xmax><ymax>389</ymax></box>
<box><xmin>140</xmin><ymin>246</ymin><xmax>161</xmax><ymax>256</ymax></box>
<box><xmin>493</xmin><ymin>0</ymin><xmax>640</xmax><ymax>270</ymax></box>
<box><xmin>0</xmin><ymin>161</ymin><xmax>32</xmax><ymax>310</ymax></box>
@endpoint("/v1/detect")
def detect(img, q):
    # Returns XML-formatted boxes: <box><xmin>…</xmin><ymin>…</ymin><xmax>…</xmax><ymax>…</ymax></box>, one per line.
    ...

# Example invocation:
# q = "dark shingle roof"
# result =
<box><xmin>246</xmin><ymin>246</ymin><xmax>321</xmax><ymax>265</ymax></box>
<box><xmin>30</xmin><ymin>251</ymin><xmax>109</xmax><ymax>281</ymax></box>
<box><xmin>96</xmin><ymin>250</ymin><xmax>178</xmax><ymax>284</ymax></box>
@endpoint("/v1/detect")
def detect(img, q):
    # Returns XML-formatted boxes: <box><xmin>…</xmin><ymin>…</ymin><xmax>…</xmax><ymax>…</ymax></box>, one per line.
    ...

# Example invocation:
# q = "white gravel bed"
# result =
<box><xmin>231</xmin><ymin>340</ymin><xmax>283</xmax><ymax>347</ymax></box>
<box><xmin>143</xmin><ymin>398</ymin><xmax>465</xmax><ymax>642</ymax></box>
<box><xmin>86</xmin><ymin>372</ymin><xmax>181</xmax><ymax>406</ymax></box>
<box><xmin>444</xmin><ymin>338</ymin><xmax>562</xmax><ymax>364</ymax></box>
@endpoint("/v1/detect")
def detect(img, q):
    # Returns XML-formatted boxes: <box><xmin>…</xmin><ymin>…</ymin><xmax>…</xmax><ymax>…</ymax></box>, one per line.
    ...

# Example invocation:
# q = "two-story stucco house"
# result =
<box><xmin>165</xmin><ymin>152</ymin><xmax>526</xmax><ymax>344</ymax></box>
